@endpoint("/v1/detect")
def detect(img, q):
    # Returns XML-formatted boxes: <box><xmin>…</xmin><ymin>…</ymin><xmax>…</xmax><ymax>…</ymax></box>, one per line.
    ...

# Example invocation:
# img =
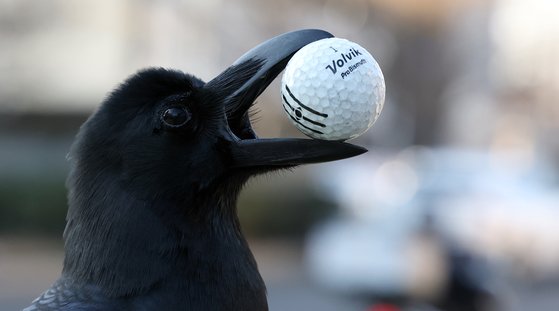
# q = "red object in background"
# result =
<box><xmin>368</xmin><ymin>304</ymin><xmax>400</xmax><ymax>311</ymax></box>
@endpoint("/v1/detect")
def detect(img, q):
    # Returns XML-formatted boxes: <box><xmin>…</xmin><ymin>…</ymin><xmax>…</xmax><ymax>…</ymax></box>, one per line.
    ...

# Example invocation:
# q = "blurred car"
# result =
<box><xmin>305</xmin><ymin>147</ymin><xmax>559</xmax><ymax>310</ymax></box>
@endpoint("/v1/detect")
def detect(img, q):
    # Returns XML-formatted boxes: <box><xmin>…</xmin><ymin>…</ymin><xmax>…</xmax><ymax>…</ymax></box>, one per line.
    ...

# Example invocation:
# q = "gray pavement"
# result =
<box><xmin>0</xmin><ymin>238</ymin><xmax>367</xmax><ymax>311</ymax></box>
<box><xmin>1</xmin><ymin>237</ymin><xmax>558</xmax><ymax>311</ymax></box>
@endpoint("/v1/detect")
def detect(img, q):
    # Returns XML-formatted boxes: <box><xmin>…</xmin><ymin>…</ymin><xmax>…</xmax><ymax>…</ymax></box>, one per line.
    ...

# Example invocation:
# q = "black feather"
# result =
<box><xmin>26</xmin><ymin>68</ymin><xmax>267</xmax><ymax>310</ymax></box>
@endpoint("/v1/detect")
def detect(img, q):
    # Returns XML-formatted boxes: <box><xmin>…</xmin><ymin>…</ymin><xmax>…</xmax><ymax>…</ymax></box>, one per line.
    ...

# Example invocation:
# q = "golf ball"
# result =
<box><xmin>281</xmin><ymin>37</ymin><xmax>385</xmax><ymax>140</ymax></box>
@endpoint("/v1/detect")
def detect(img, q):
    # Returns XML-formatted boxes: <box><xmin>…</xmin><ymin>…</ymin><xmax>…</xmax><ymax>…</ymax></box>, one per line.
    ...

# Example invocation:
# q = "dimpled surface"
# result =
<box><xmin>281</xmin><ymin>38</ymin><xmax>385</xmax><ymax>140</ymax></box>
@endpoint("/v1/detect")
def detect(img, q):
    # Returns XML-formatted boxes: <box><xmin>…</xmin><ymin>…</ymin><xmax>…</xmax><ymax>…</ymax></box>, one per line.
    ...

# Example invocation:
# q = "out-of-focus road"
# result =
<box><xmin>2</xmin><ymin>237</ymin><xmax>559</xmax><ymax>311</ymax></box>
<box><xmin>0</xmin><ymin>238</ymin><xmax>366</xmax><ymax>311</ymax></box>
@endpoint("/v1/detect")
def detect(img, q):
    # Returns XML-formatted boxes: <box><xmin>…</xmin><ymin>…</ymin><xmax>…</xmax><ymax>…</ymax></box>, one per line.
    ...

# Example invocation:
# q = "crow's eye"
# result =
<box><xmin>162</xmin><ymin>107</ymin><xmax>190</xmax><ymax>127</ymax></box>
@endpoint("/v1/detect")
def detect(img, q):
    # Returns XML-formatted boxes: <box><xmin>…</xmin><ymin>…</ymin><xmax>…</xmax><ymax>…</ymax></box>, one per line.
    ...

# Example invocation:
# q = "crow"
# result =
<box><xmin>24</xmin><ymin>29</ymin><xmax>366</xmax><ymax>311</ymax></box>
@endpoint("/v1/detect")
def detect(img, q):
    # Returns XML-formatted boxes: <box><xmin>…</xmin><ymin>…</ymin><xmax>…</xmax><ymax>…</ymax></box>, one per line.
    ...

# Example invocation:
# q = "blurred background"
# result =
<box><xmin>1</xmin><ymin>0</ymin><xmax>558</xmax><ymax>310</ymax></box>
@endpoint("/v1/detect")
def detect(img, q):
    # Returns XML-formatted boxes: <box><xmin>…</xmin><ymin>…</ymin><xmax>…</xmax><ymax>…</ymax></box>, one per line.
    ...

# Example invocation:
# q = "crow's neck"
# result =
<box><xmin>62</xmin><ymin>174</ymin><xmax>263</xmax><ymax>299</ymax></box>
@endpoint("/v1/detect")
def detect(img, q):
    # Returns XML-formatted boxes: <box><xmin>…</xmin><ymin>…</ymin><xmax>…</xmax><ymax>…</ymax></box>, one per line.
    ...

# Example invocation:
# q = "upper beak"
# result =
<box><xmin>205</xmin><ymin>29</ymin><xmax>367</xmax><ymax>168</ymax></box>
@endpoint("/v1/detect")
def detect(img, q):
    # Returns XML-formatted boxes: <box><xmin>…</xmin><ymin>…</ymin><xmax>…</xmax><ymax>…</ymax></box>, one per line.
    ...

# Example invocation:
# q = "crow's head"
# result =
<box><xmin>63</xmin><ymin>30</ymin><xmax>366</xmax><ymax>298</ymax></box>
<box><xmin>69</xmin><ymin>29</ymin><xmax>365</xmax><ymax>206</ymax></box>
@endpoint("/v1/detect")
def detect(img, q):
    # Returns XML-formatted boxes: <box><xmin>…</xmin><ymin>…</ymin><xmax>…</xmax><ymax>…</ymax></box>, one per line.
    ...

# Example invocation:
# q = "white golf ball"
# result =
<box><xmin>281</xmin><ymin>37</ymin><xmax>385</xmax><ymax>141</ymax></box>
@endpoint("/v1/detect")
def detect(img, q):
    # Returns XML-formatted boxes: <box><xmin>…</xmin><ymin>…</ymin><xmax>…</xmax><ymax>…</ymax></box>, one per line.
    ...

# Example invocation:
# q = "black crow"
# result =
<box><xmin>23</xmin><ymin>29</ymin><xmax>366</xmax><ymax>311</ymax></box>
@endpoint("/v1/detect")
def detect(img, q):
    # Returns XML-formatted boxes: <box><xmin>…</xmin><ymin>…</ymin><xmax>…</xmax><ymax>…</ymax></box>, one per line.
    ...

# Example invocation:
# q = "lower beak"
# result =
<box><xmin>230</xmin><ymin>138</ymin><xmax>366</xmax><ymax>168</ymax></box>
<box><xmin>207</xmin><ymin>29</ymin><xmax>368</xmax><ymax>168</ymax></box>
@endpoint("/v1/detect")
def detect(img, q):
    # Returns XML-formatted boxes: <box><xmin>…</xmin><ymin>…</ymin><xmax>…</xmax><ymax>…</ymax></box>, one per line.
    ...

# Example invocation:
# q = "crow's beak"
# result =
<box><xmin>229</xmin><ymin>138</ymin><xmax>366</xmax><ymax>167</ymax></box>
<box><xmin>206</xmin><ymin>29</ymin><xmax>367</xmax><ymax>168</ymax></box>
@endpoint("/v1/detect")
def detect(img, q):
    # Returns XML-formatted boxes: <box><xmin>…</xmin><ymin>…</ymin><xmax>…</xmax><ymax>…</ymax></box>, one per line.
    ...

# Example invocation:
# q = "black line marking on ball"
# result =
<box><xmin>284</xmin><ymin>85</ymin><xmax>328</xmax><ymax>118</ymax></box>
<box><xmin>282</xmin><ymin>104</ymin><xmax>324</xmax><ymax>135</ymax></box>
<box><xmin>282</xmin><ymin>94</ymin><xmax>326</xmax><ymax>127</ymax></box>
<box><xmin>282</xmin><ymin>94</ymin><xmax>295</xmax><ymax>111</ymax></box>
<box><xmin>302</xmin><ymin>116</ymin><xmax>326</xmax><ymax>127</ymax></box>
